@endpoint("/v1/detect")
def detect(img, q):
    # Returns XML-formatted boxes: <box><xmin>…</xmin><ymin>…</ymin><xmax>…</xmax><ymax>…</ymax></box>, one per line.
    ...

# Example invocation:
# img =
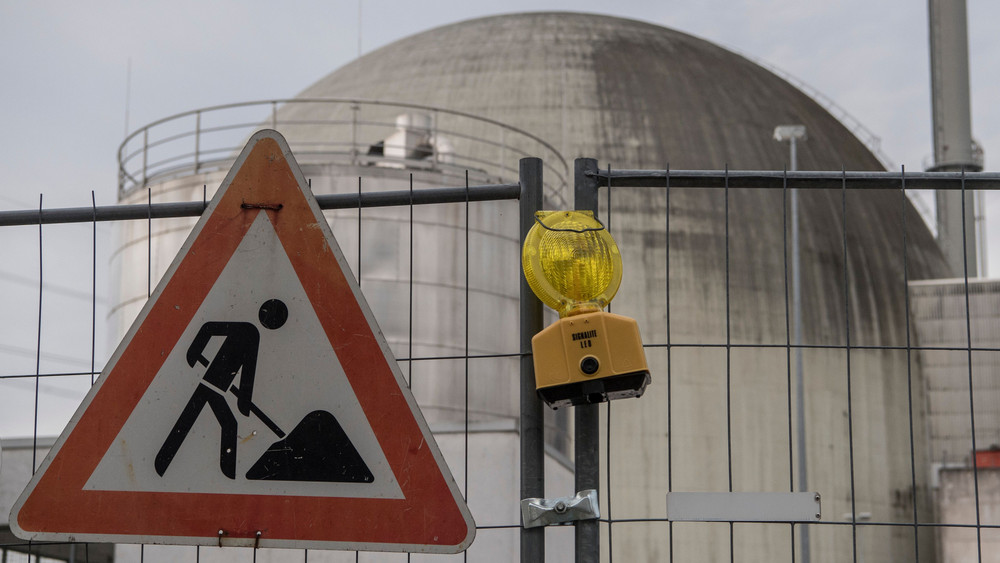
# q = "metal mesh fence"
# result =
<box><xmin>2</xmin><ymin>163</ymin><xmax>1000</xmax><ymax>562</ymax></box>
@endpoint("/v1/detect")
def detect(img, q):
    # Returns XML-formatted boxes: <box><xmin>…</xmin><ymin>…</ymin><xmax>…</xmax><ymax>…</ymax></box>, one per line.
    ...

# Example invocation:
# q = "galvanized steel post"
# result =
<box><xmin>574</xmin><ymin>157</ymin><xmax>601</xmax><ymax>563</ymax></box>
<box><xmin>519</xmin><ymin>157</ymin><xmax>546</xmax><ymax>561</ymax></box>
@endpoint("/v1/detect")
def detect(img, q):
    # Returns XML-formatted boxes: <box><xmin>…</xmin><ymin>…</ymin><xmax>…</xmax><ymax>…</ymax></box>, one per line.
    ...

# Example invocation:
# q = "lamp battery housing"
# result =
<box><xmin>531</xmin><ymin>310</ymin><xmax>650</xmax><ymax>408</ymax></box>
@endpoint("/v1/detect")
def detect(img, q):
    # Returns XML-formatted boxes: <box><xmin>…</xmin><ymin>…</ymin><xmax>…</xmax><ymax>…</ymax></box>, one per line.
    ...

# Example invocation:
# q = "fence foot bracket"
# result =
<box><xmin>521</xmin><ymin>489</ymin><xmax>600</xmax><ymax>528</ymax></box>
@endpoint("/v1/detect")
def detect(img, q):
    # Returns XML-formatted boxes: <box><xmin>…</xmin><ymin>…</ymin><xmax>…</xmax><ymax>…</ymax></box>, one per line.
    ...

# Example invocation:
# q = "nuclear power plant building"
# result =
<box><xmin>7</xmin><ymin>11</ymin><xmax>995</xmax><ymax>563</ymax></box>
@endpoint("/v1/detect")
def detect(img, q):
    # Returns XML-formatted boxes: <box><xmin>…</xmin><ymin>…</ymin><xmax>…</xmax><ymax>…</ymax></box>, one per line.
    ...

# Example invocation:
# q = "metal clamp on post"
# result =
<box><xmin>521</xmin><ymin>489</ymin><xmax>600</xmax><ymax>529</ymax></box>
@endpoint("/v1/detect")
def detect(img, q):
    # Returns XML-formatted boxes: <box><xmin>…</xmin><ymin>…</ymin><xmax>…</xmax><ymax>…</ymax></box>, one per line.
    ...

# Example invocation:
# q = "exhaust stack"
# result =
<box><xmin>928</xmin><ymin>0</ymin><xmax>982</xmax><ymax>276</ymax></box>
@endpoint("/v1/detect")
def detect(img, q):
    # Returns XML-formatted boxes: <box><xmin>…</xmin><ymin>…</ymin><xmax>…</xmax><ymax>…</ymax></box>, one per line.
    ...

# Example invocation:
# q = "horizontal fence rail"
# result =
<box><xmin>10</xmin><ymin>170</ymin><xmax>1000</xmax><ymax>227</ymax></box>
<box><xmin>0</xmin><ymin>184</ymin><xmax>521</xmax><ymax>227</ymax></box>
<box><xmin>592</xmin><ymin>169</ymin><xmax>1000</xmax><ymax>190</ymax></box>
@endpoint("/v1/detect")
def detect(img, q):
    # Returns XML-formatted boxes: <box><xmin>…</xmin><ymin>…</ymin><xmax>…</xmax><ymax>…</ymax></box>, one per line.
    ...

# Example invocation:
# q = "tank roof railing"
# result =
<box><xmin>117</xmin><ymin>99</ymin><xmax>569</xmax><ymax>201</ymax></box>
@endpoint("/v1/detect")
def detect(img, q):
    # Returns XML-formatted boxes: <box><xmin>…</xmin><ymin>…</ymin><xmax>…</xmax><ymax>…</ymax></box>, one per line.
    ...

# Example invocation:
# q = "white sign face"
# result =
<box><xmin>86</xmin><ymin>213</ymin><xmax>402</xmax><ymax>499</ymax></box>
<box><xmin>10</xmin><ymin>130</ymin><xmax>475</xmax><ymax>553</ymax></box>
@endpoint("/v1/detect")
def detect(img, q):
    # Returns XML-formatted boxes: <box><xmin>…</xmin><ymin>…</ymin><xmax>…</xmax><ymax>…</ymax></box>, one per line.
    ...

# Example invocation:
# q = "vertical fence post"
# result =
<box><xmin>520</xmin><ymin>157</ymin><xmax>546</xmax><ymax>562</ymax></box>
<box><xmin>574</xmin><ymin>157</ymin><xmax>601</xmax><ymax>563</ymax></box>
<box><xmin>788</xmin><ymin>152</ymin><xmax>810</xmax><ymax>563</ymax></box>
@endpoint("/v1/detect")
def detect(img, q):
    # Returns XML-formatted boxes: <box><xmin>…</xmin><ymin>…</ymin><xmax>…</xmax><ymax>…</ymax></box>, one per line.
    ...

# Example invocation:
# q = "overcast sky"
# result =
<box><xmin>2</xmin><ymin>0</ymin><xmax>999</xmax><ymax>438</ymax></box>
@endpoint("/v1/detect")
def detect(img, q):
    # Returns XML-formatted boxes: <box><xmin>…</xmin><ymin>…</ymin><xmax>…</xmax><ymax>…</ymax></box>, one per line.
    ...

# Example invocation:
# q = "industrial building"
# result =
<box><xmin>3</xmin><ymin>9</ymin><xmax>996</xmax><ymax>562</ymax></box>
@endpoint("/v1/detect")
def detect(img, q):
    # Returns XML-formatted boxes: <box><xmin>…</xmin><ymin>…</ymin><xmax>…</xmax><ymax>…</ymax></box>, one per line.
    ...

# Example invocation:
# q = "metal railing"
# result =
<box><xmin>117</xmin><ymin>99</ymin><xmax>569</xmax><ymax>199</ymax></box>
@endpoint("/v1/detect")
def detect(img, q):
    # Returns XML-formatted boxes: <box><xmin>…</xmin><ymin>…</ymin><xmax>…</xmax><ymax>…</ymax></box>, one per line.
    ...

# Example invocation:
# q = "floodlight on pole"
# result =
<box><xmin>774</xmin><ymin>123</ymin><xmax>808</xmax><ymax>563</ymax></box>
<box><xmin>773</xmin><ymin>125</ymin><xmax>807</xmax><ymax>171</ymax></box>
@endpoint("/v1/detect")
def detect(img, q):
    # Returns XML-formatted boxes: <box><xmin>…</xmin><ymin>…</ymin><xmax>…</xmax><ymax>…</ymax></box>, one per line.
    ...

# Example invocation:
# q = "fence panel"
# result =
<box><xmin>2</xmin><ymin>165</ymin><xmax>1000</xmax><ymax>562</ymax></box>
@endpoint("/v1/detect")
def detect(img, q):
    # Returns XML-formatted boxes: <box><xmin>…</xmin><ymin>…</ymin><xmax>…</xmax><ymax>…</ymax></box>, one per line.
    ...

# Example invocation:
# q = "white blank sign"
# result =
<box><xmin>667</xmin><ymin>492</ymin><xmax>821</xmax><ymax>522</ymax></box>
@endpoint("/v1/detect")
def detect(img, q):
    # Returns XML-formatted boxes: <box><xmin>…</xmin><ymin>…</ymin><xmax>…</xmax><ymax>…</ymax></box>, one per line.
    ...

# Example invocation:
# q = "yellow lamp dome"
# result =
<box><xmin>522</xmin><ymin>211</ymin><xmax>623</xmax><ymax>317</ymax></box>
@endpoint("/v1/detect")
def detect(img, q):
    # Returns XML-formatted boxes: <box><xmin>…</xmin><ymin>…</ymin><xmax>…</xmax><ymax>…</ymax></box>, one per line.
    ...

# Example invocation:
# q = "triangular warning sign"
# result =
<box><xmin>11</xmin><ymin>130</ymin><xmax>476</xmax><ymax>553</ymax></box>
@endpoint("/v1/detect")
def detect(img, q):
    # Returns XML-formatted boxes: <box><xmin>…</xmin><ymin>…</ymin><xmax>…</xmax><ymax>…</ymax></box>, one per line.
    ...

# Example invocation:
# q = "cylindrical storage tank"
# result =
<box><xmin>113</xmin><ymin>103</ymin><xmax>574</xmax><ymax>560</ymax></box>
<box><xmin>113</xmin><ymin>12</ymin><xmax>952</xmax><ymax>562</ymax></box>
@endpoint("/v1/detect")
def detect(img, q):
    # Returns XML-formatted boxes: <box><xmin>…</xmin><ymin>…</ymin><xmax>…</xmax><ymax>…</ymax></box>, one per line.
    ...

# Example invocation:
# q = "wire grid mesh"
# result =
<box><xmin>2</xmin><ymin>165</ymin><xmax>1000</xmax><ymax>562</ymax></box>
<box><xmin>592</xmin><ymin>166</ymin><xmax>1000</xmax><ymax>563</ymax></box>
<box><xmin>2</xmin><ymin>164</ymin><xmax>581</xmax><ymax>562</ymax></box>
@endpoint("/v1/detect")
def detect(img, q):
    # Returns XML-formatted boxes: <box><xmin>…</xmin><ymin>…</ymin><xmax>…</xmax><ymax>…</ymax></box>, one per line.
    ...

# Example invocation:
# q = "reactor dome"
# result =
<box><xmin>280</xmin><ymin>11</ymin><xmax>884</xmax><ymax>172</ymax></box>
<box><xmin>273</xmin><ymin>13</ymin><xmax>951</xmax><ymax>561</ymax></box>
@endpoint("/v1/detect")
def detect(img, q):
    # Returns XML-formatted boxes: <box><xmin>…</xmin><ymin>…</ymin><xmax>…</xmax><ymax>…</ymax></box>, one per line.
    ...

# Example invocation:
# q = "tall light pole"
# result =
<box><xmin>774</xmin><ymin>124</ymin><xmax>808</xmax><ymax>563</ymax></box>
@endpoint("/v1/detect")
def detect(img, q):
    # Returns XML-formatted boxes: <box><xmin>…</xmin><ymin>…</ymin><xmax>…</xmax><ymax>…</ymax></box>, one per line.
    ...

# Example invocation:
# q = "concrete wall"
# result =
<box><xmin>936</xmin><ymin>467</ymin><xmax>1000</xmax><ymax>562</ymax></box>
<box><xmin>910</xmin><ymin>279</ymin><xmax>1000</xmax><ymax>562</ymax></box>
<box><xmin>910</xmin><ymin>279</ymin><xmax>1000</xmax><ymax>465</ymax></box>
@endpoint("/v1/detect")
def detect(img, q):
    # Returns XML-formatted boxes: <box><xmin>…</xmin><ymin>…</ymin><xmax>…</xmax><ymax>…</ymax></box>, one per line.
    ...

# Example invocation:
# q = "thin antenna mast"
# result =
<box><xmin>124</xmin><ymin>58</ymin><xmax>132</xmax><ymax>136</ymax></box>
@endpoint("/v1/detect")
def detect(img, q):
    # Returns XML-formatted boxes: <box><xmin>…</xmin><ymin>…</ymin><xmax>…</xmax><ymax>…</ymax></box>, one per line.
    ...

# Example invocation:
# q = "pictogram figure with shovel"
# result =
<box><xmin>155</xmin><ymin>299</ymin><xmax>289</xmax><ymax>479</ymax></box>
<box><xmin>154</xmin><ymin>297</ymin><xmax>373</xmax><ymax>483</ymax></box>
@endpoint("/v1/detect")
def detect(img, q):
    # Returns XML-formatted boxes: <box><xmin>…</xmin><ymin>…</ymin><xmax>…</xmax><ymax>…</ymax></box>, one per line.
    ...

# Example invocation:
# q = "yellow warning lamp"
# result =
<box><xmin>522</xmin><ymin>211</ymin><xmax>650</xmax><ymax>408</ymax></box>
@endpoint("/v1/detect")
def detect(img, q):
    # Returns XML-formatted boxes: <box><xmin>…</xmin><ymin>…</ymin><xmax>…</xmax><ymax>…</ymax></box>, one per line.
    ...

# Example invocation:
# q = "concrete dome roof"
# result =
<box><xmin>285</xmin><ymin>11</ymin><xmax>882</xmax><ymax>170</ymax></box>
